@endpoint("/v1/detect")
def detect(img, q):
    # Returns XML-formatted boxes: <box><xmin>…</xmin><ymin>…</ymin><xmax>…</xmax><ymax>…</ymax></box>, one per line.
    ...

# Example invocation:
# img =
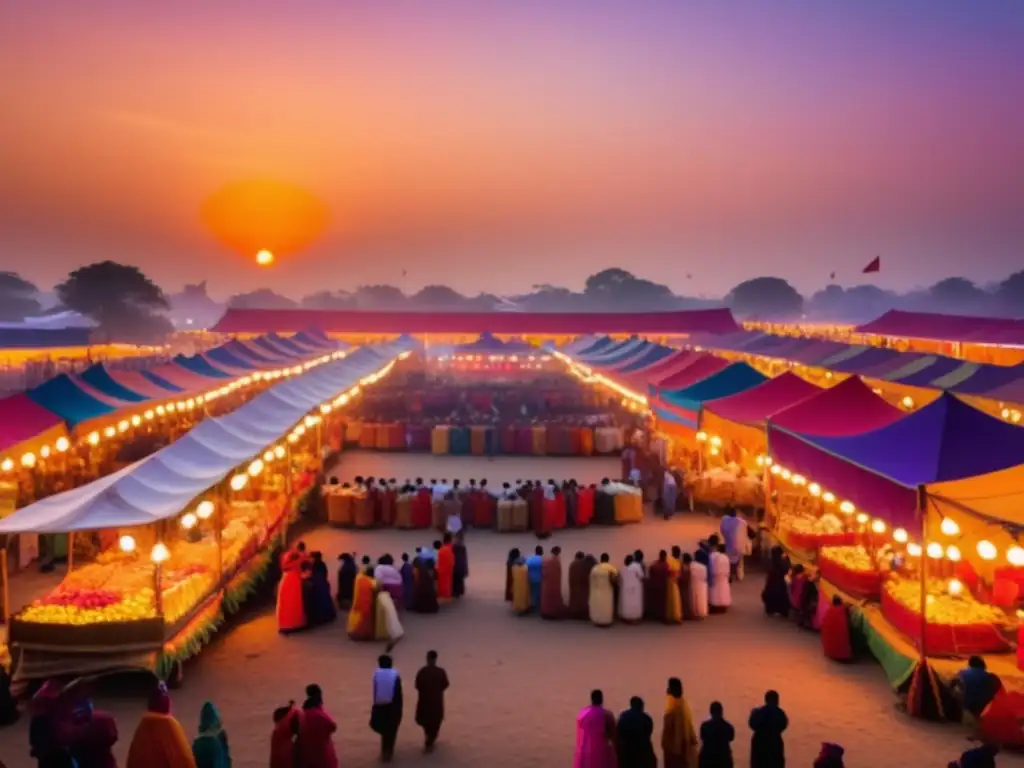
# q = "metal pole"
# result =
<box><xmin>917</xmin><ymin>485</ymin><xmax>928</xmax><ymax>661</ymax></box>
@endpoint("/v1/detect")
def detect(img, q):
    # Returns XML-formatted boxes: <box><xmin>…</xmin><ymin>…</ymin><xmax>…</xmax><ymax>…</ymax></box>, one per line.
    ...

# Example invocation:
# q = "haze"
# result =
<box><xmin>1</xmin><ymin>1</ymin><xmax>1022</xmax><ymax>299</ymax></box>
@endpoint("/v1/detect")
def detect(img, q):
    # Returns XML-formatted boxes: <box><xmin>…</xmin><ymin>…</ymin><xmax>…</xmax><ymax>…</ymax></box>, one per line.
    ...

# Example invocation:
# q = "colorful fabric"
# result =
<box><xmin>662</xmin><ymin>695</ymin><xmax>698</xmax><ymax>768</ymax></box>
<box><xmin>540</xmin><ymin>555</ymin><xmax>566</xmax><ymax>619</ymax></box>
<box><xmin>276</xmin><ymin>551</ymin><xmax>307</xmax><ymax>633</ymax></box>
<box><xmin>126</xmin><ymin>712</ymin><xmax>197</xmax><ymax>768</ymax></box>
<box><xmin>436</xmin><ymin>544</ymin><xmax>455</xmax><ymax>599</ymax></box>
<box><xmin>347</xmin><ymin>573</ymin><xmax>376</xmax><ymax>639</ymax></box>
<box><xmin>574</xmin><ymin>705</ymin><xmax>616</xmax><ymax>768</ymax></box>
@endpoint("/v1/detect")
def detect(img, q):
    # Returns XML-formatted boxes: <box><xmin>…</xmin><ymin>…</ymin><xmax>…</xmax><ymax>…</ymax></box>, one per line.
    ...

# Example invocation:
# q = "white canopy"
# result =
<box><xmin>0</xmin><ymin>340</ymin><xmax>412</xmax><ymax>534</ymax></box>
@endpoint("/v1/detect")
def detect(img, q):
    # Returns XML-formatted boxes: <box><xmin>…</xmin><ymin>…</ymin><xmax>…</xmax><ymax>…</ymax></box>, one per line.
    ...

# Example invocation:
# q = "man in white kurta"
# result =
<box><xmin>708</xmin><ymin>546</ymin><xmax>732</xmax><ymax>613</ymax></box>
<box><xmin>618</xmin><ymin>555</ymin><xmax>645</xmax><ymax>623</ymax></box>
<box><xmin>720</xmin><ymin>508</ymin><xmax>748</xmax><ymax>581</ymax></box>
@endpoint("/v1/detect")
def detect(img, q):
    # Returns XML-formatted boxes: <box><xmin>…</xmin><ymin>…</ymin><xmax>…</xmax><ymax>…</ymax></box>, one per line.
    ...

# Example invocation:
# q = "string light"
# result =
<box><xmin>119</xmin><ymin>535</ymin><xmax>136</xmax><ymax>553</ymax></box>
<box><xmin>104</xmin><ymin>427</ymin><xmax>116</xmax><ymax>438</ymax></box>
<box><xmin>229</xmin><ymin>474</ymin><xmax>249</xmax><ymax>491</ymax></box>
<box><xmin>893</xmin><ymin>528</ymin><xmax>908</xmax><ymax>543</ymax></box>
<box><xmin>940</xmin><ymin>517</ymin><xmax>960</xmax><ymax>537</ymax></box>
<box><xmin>88</xmin><ymin>432</ymin><xmax>100</xmax><ymax>446</ymax></box>
<box><xmin>247</xmin><ymin>459</ymin><xmax>264</xmax><ymax>477</ymax></box>
<box><xmin>196</xmin><ymin>500</ymin><xmax>215</xmax><ymax>520</ymax></box>
<box><xmin>1007</xmin><ymin>547</ymin><xmax>1024</xmax><ymax>567</ymax></box>
<box><xmin>274</xmin><ymin>445</ymin><xmax>286</xmax><ymax>459</ymax></box>
<box><xmin>855</xmin><ymin>512</ymin><xmax>869</xmax><ymax>524</ymax></box>
<box><xmin>926</xmin><ymin>542</ymin><xmax>944</xmax><ymax>559</ymax></box>
<box><xmin>0</xmin><ymin>458</ymin><xmax>13</xmax><ymax>472</ymax></box>
<box><xmin>906</xmin><ymin>543</ymin><xmax>922</xmax><ymax>557</ymax></box>
<box><xmin>839</xmin><ymin>501</ymin><xmax>855</xmax><ymax>515</ymax></box>
<box><xmin>977</xmin><ymin>540</ymin><xmax>997</xmax><ymax>561</ymax></box>
<box><xmin>808</xmin><ymin>483</ymin><xmax>821</xmax><ymax>497</ymax></box>
<box><xmin>870</xmin><ymin>519</ymin><xmax>886</xmax><ymax>534</ymax></box>
<box><xmin>117</xmin><ymin>420</ymin><xmax>129</xmax><ymax>433</ymax></box>
<box><xmin>946</xmin><ymin>545</ymin><xmax>961</xmax><ymax>562</ymax></box>
<box><xmin>40</xmin><ymin>446</ymin><xmax>51</xmax><ymax>459</ymax></box>
<box><xmin>822</xmin><ymin>492</ymin><xmax>836</xmax><ymax>504</ymax></box>
<box><xmin>180</xmin><ymin>512</ymin><xmax>198</xmax><ymax>530</ymax></box>
<box><xmin>21</xmin><ymin>453</ymin><xmax>36</xmax><ymax>469</ymax></box>
<box><xmin>151</xmin><ymin>542</ymin><xmax>170</xmax><ymax>563</ymax></box>
<box><xmin>131</xmin><ymin>415</ymin><xmax>142</xmax><ymax>427</ymax></box>
<box><xmin>56</xmin><ymin>437</ymin><xmax>70</xmax><ymax>453</ymax></box>
<box><xmin>263</xmin><ymin>450</ymin><xmax>275</xmax><ymax>463</ymax></box>
<box><xmin>948</xmin><ymin>578</ymin><xmax>964</xmax><ymax>597</ymax></box>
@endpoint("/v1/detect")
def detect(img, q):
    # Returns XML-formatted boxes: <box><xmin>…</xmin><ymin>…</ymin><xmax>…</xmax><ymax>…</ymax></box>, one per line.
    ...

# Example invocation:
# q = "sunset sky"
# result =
<box><xmin>2</xmin><ymin>1</ymin><xmax>1022</xmax><ymax>300</ymax></box>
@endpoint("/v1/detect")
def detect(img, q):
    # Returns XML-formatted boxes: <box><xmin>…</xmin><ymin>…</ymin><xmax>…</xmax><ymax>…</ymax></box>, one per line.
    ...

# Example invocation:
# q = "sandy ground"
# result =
<box><xmin>0</xmin><ymin>455</ymin><xmax>974</xmax><ymax>767</ymax></box>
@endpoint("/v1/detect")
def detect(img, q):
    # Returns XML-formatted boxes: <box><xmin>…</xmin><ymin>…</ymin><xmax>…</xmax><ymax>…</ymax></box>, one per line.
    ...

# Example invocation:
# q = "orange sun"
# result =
<box><xmin>256</xmin><ymin>249</ymin><xmax>274</xmax><ymax>266</ymax></box>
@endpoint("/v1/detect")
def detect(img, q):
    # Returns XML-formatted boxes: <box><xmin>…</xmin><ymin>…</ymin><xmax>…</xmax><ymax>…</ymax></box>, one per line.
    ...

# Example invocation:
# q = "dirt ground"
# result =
<box><xmin>0</xmin><ymin>455</ymin><xmax>974</xmax><ymax>766</ymax></box>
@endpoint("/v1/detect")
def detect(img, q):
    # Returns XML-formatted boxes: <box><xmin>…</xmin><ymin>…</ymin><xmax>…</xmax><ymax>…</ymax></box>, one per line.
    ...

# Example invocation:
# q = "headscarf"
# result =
<box><xmin>148</xmin><ymin>682</ymin><xmax>171</xmax><ymax>715</ymax></box>
<box><xmin>198</xmin><ymin>701</ymin><xmax>223</xmax><ymax>736</ymax></box>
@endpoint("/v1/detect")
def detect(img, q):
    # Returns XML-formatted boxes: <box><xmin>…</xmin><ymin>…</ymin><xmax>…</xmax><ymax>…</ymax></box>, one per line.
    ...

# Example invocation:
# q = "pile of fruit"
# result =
<box><xmin>785</xmin><ymin>513</ymin><xmax>845</xmax><ymax>535</ymax></box>
<box><xmin>22</xmin><ymin>587</ymin><xmax>157</xmax><ymax>624</ymax></box>
<box><xmin>885</xmin><ymin>579</ymin><xmax>1007</xmax><ymax>625</ymax></box>
<box><xmin>820</xmin><ymin>545</ymin><xmax>875</xmax><ymax>572</ymax></box>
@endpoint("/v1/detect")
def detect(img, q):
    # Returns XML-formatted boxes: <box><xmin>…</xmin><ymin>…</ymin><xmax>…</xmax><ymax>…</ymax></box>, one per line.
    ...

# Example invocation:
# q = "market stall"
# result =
<box><xmin>0</xmin><ymin>340</ymin><xmax>412</xmax><ymax>684</ymax></box>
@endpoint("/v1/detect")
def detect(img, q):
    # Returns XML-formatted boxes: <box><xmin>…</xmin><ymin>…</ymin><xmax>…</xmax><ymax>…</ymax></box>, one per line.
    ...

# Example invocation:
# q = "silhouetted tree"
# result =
<box><xmin>995</xmin><ymin>270</ymin><xmax>1024</xmax><ymax>315</ymax></box>
<box><xmin>409</xmin><ymin>285</ymin><xmax>466</xmax><ymax>308</ymax></box>
<box><xmin>56</xmin><ymin>261</ymin><xmax>173</xmax><ymax>343</ymax></box>
<box><xmin>353</xmin><ymin>284</ymin><xmax>406</xmax><ymax>309</ymax></box>
<box><xmin>726</xmin><ymin>277</ymin><xmax>804</xmax><ymax>320</ymax></box>
<box><xmin>583</xmin><ymin>268</ymin><xmax>677</xmax><ymax>309</ymax></box>
<box><xmin>0</xmin><ymin>272</ymin><xmax>42</xmax><ymax>321</ymax></box>
<box><xmin>928</xmin><ymin>277</ymin><xmax>987</xmax><ymax>313</ymax></box>
<box><xmin>227</xmin><ymin>289</ymin><xmax>297</xmax><ymax>309</ymax></box>
<box><xmin>806</xmin><ymin>284</ymin><xmax>898</xmax><ymax>322</ymax></box>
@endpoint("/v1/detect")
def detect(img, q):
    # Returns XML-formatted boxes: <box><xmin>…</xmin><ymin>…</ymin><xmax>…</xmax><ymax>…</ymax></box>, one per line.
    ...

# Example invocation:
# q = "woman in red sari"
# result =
<box><xmin>347</xmin><ymin>567</ymin><xmax>377</xmax><ymax>640</ymax></box>
<box><xmin>277</xmin><ymin>548</ymin><xmax>308</xmax><ymax>634</ymax></box>
<box><xmin>820</xmin><ymin>596</ymin><xmax>853</xmax><ymax>662</ymax></box>
<box><xmin>298</xmin><ymin>684</ymin><xmax>339</xmax><ymax>768</ymax></box>
<box><xmin>270</xmin><ymin>702</ymin><xmax>302</xmax><ymax>768</ymax></box>
<box><xmin>436</xmin><ymin>534</ymin><xmax>455</xmax><ymax>600</ymax></box>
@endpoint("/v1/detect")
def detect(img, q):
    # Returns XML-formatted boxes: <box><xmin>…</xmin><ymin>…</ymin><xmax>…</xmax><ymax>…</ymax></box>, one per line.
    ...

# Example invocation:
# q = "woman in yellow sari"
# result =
<box><xmin>511</xmin><ymin>555</ymin><xmax>531</xmax><ymax>615</ymax></box>
<box><xmin>666</xmin><ymin>546</ymin><xmax>683</xmax><ymax>624</ymax></box>
<box><xmin>662</xmin><ymin>678</ymin><xmax>697</xmax><ymax>768</ymax></box>
<box><xmin>347</xmin><ymin>567</ymin><xmax>377</xmax><ymax>640</ymax></box>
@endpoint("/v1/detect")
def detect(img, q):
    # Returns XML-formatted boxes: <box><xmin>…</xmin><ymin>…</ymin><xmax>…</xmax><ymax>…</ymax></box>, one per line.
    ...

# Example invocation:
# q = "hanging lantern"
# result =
<box><xmin>196</xmin><ymin>500</ymin><xmax>215</xmax><ymax>520</ymax></box>
<box><xmin>977</xmin><ymin>540</ymin><xmax>998</xmax><ymax>561</ymax></box>
<box><xmin>870</xmin><ymin>519</ymin><xmax>886</xmax><ymax>534</ymax></box>
<box><xmin>151</xmin><ymin>542</ymin><xmax>170</xmax><ymax>563</ymax></box>
<box><xmin>940</xmin><ymin>517</ymin><xmax>960</xmax><ymax>537</ymax></box>
<box><xmin>926</xmin><ymin>542</ymin><xmax>944</xmax><ymax>559</ymax></box>
<box><xmin>906</xmin><ymin>543</ymin><xmax>923</xmax><ymax>557</ymax></box>
<box><xmin>893</xmin><ymin>528</ymin><xmax>908</xmax><ymax>543</ymax></box>
<box><xmin>230</xmin><ymin>474</ymin><xmax>249</xmax><ymax>491</ymax></box>
<box><xmin>119</xmin><ymin>535</ymin><xmax>136</xmax><ymax>553</ymax></box>
<box><xmin>180</xmin><ymin>513</ymin><xmax>198</xmax><ymax>530</ymax></box>
<box><xmin>946</xmin><ymin>545</ymin><xmax>961</xmax><ymax>562</ymax></box>
<box><xmin>1007</xmin><ymin>546</ymin><xmax>1024</xmax><ymax>567</ymax></box>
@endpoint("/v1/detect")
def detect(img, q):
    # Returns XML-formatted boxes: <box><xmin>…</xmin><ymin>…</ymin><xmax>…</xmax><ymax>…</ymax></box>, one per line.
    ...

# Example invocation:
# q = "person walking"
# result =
<box><xmin>370</xmin><ymin>655</ymin><xmax>404</xmax><ymax>762</ymax></box>
<box><xmin>615</xmin><ymin>696</ymin><xmax>656</xmax><ymax>768</ymax></box>
<box><xmin>414</xmin><ymin>650</ymin><xmax>450</xmax><ymax>753</ymax></box>
<box><xmin>748</xmin><ymin>690</ymin><xmax>788</xmax><ymax>768</ymax></box>
<box><xmin>662</xmin><ymin>678</ymin><xmax>697</xmax><ymax>768</ymax></box>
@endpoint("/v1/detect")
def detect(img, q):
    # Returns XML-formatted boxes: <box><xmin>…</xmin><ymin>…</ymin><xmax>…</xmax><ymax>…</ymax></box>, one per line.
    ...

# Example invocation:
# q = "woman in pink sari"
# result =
<box><xmin>575</xmin><ymin>689</ymin><xmax>616</xmax><ymax>768</ymax></box>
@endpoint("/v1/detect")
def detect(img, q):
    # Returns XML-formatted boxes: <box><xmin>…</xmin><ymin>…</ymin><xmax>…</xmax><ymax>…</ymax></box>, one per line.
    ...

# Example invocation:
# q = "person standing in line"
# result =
<box><xmin>400</xmin><ymin>553</ymin><xmax>415</xmax><ymax>610</ymax></box>
<box><xmin>526</xmin><ymin>545</ymin><xmax>545</xmax><ymax>611</ymax></box>
<box><xmin>662</xmin><ymin>678</ymin><xmax>697</xmax><ymax>768</ymax></box>
<box><xmin>748</xmin><ymin>690</ymin><xmax>788</xmax><ymax>768</ymax></box>
<box><xmin>414</xmin><ymin>650</ymin><xmax>450</xmax><ymax>753</ymax></box>
<box><xmin>370</xmin><ymin>655</ymin><xmax>404</xmax><ymax>763</ymax></box>
<box><xmin>618</xmin><ymin>554</ymin><xmax>644</xmax><ymax>624</ymax></box>
<box><xmin>708</xmin><ymin>545</ymin><xmax>731</xmax><ymax>614</ymax></box>
<box><xmin>436</xmin><ymin>534</ymin><xmax>455</xmax><ymax>600</ymax></box>
<box><xmin>589</xmin><ymin>553</ymin><xmax>618</xmax><ymax>627</ymax></box>
<box><xmin>574</xmin><ymin>689</ymin><xmax>616</xmax><ymax>768</ymax></box>
<box><xmin>567</xmin><ymin>551</ymin><xmax>591</xmax><ymax>620</ymax></box>
<box><xmin>698</xmin><ymin>701</ymin><xmax>734</xmax><ymax>768</ymax></box>
<box><xmin>505</xmin><ymin>547</ymin><xmax>522</xmax><ymax>602</ymax></box>
<box><xmin>541</xmin><ymin>546</ymin><xmax>567</xmax><ymax>619</ymax></box>
<box><xmin>820</xmin><ymin>596</ymin><xmax>853</xmax><ymax>662</ymax></box>
<box><xmin>616</xmin><ymin>696</ymin><xmax>656</xmax><ymax>768</ymax></box>
<box><xmin>452</xmin><ymin>531</ymin><xmax>469</xmax><ymax>598</ymax></box>
<box><xmin>645</xmin><ymin>551</ymin><xmax>669</xmax><ymax>623</ymax></box>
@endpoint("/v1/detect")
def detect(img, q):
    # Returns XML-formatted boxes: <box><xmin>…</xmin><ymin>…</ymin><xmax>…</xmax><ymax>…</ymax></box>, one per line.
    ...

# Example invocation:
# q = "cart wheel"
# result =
<box><xmin>167</xmin><ymin>660</ymin><xmax>185</xmax><ymax>689</ymax></box>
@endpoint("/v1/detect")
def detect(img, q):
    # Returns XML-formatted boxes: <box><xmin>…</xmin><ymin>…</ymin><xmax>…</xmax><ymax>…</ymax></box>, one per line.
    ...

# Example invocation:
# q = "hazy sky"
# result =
<box><xmin>2</xmin><ymin>1</ymin><xmax>1022</xmax><ymax>300</ymax></box>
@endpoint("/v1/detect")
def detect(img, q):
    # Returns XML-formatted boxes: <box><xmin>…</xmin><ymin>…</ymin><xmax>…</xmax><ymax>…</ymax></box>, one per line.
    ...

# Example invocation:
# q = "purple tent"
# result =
<box><xmin>769</xmin><ymin>393</ymin><xmax>1024</xmax><ymax>527</ymax></box>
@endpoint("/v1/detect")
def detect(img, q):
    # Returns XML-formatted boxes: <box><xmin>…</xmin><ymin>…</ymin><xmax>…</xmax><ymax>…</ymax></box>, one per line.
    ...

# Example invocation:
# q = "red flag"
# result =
<box><xmin>862</xmin><ymin>256</ymin><xmax>881</xmax><ymax>274</ymax></box>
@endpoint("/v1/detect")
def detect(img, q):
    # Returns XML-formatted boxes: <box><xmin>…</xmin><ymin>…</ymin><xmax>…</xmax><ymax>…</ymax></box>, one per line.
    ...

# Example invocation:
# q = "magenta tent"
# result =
<box><xmin>767</xmin><ymin>393</ymin><xmax>1024</xmax><ymax>528</ymax></box>
<box><xmin>626</xmin><ymin>350</ymin><xmax>699</xmax><ymax>387</ymax></box>
<box><xmin>767</xmin><ymin>376</ymin><xmax>902</xmax><ymax>437</ymax></box>
<box><xmin>0</xmin><ymin>393</ymin><xmax>69</xmax><ymax>458</ymax></box>
<box><xmin>650</xmin><ymin>355</ymin><xmax>730</xmax><ymax>394</ymax></box>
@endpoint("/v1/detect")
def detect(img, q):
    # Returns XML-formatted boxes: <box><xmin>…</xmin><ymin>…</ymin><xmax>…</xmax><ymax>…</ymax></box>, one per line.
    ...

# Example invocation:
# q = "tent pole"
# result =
<box><xmin>67</xmin><ymin>531</ymin><xmax>74</xmax><ymax>573</ymax></box>
<box><xmin>216</xmin><ymin>488</ymin><xmax>225</xmax><ymax>583</ymax></box>
<box><xmin>917</xmin><ymin>485</ymin><xmax>928</xmax><ymax>661</ymax></box>
<box><xmin>1</xmin><ymin>548</ymin><xmax>9</xmax><ymax>626</ymax></box>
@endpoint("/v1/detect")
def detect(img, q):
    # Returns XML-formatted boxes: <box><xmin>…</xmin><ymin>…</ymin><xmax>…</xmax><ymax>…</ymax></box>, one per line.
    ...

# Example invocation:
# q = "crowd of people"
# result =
<box><xmin>274</xmin><ymin>537</ymin><xmax>470</xmax><ymax>647</ymax></box>
<box><xmin>324</xmin><ymin>475</ymin><xmax>648</xmax><ymax>533</ymax></box>
<box><xmin>575</xmin><ymin>682</ymin><xmax>795</xmax><ymax>768</ymax></box>
<box><xmin>505</xmin><ymin>535</ymin><xmax>744</xmax><ymax>625</ymax></box>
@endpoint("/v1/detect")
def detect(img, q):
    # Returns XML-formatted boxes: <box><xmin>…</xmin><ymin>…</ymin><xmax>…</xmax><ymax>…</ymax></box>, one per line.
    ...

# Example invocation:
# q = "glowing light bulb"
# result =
<box><xmin>56</xmin><ymin>437</ymin><xmax>70</xmax><ymax>453</ymax></box>
<box><xmin>117</xmin><ymin>420</ymin><xmax>129</xmax><ymax>433</ymax></box>
<box><xmin>755</xmin><ymin>456</ymin><xmax>765</xmax><ymax>467</ymax></box>
<box><xmin>131</xmin><ymin>415</ymin><xmax>141</xmax><ymax>427</ymax></box>
<box><xmin>977</xmin><ymin>540</ymin><xmax>997</xmax><ymax>561</ymax></box>
<box><xmin>1007</xmin><ymin>547</ymin><xmax>1024</xmax><ymax>567</ymax></box>
<box><xmin>808</xmin><ymin>483</ymin><xmax>821</xmax><ymax>497</ymax></box>
<box><xmin>151</xmin><ymin>542</ymin><xmax>170</xmax><ymax>563</ymax></box>
<box><xmin>710</xmin><ymin>435</ymin><xmax>722</xmax><ymax>447</ymax></box>
<box><xmin>119</xmin><ymin>535</ymin><xmax>136</xmax><ymax>553</ymax></box>
<box><xmin>263</xmin><ymin>450</ymin><xmax>275</xmax><ymax>463</ymax></box>
<box><xmin>946</xmin><ymin>545</ymin><xmax>961</xmax><ymax>562</ymax></box>
<box><xmin>780</xmin><ymin>469</ymin><xmax>792</xmax><ymax>481</ymax></box>
<box><xmin>822</xmin><ymin>492</ymin><xmax>836</xmax><ymax>504</ymax></box>
<box><xmin>156</xmin><ymin>405</ymin><xmax>166</xmax><ymax>416</ymax></box>
<box><xmin>144</xmin><ymin>409</ymin><xmax>155</xmax><ymax>420</ymax></box>
<box><xmin>839</xmin><ymin>500</ymin><xmax>855</xmax><ymax>515</ymax></box>
<box><xmin>229</xmin><ymin>474</ymin><xmax>249</xmax><ymax>491</ymax></box>
<box><xmin>180</xmin><ymin>512</ymin><xmax>197</xmax><ymax>530</ymax></box>
<box><xmin>0</xmin><ymin>458</ymin><xmax>13</xmax><ymax>472</ymax></box>
<box><xmin>104</xmin><ymin>427</ymin><xmax>116</xmax><ymax>438</ymax></box>
<box><xmin>21</xmin><ymin>452</ymin><xmax>36</xmax><ymax>469</ymax></box>
<box><xmin>320</xmin><ymin>404</ymin><xmax>332</xmax><ymax>414</ymax></box>
<box><xmin>901</xmin><ymin>395</ymin><xmax>915</xmax><ymax>409</ymax></box>
<box><xmin>88</xmin><ymin>431</ymin><xmax>100</xmax><ymax>445</ymax></box>
<box><xmin>926</xmin><ymin>542</ymin><xmax>944</xmax><ymax>559</ymax></box>
<box><xmin>870</xmin><ymin>519</ymin><xmax>886</xmax><ymax>534</ymax></box>
<box><xmin>940</xmin><ymin>517</ymin><xmax>960</xmax><ymax>537</ymax></box>
<box><xmin>855</xmin><ymin>512</ymin><xmax>869</xmax><ymax>524</ymax></box>
<box><xmin>196</xmin><ymin>500</ymin><xmax>215</xmax><ymax>520</ymax></box>
<box><xmin>287</xmin><ymin>433</ymin><xmax>299</xmax><ymax>444</ymax></box>
<box><xmin>695</xmin><ymin>431</ymin><xmax>708</xmax><ymax>442</ymax></box>
<box><xmin>770</xmin><ymin>465</ymin><xmax>781</xmax><ymax>476</ymax></box>
<box><xmin>40</xmin><ymin>446</ymin><xmax>51</xmax><ymax>459</ymax></box>
<box><xmin>948</xmin><ymin>578</ymin><xmax>963</xmax><ymax>596</ymax></box>
<box><xmin>906</xmin><ymin>543</ymin><xmax>922</xmax><ymax>557</ymax></box>
<box><xmin>274</xmin><ymin>445</ymin><xmax>286</xmax><ymax>459</ymax></box>
<box><xmin>893</xmin><ymin>528</ymin><xmax>908</xmax><ymax>543</ymax></box>
<box><xmin>247</xmin><ymin>459</ymin><xmax>264</xmax><ymax>477</ymax></box>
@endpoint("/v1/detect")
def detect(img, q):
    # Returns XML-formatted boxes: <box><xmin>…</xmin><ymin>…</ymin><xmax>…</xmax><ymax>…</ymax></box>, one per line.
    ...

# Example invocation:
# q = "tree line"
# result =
<box><xmin>2</xmin><ymin>264</ymin><xmax>1022</xmax><ymax>345</ymax></box>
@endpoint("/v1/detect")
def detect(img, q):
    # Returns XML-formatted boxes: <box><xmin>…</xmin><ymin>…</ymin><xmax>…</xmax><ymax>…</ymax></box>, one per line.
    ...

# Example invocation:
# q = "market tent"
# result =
<box><xmin>173</xmin><ymin>354</ymin><xmax>233</xmax><ymax>379</ymax></box>
<box><xmin>651</xmin><ymin>399</ymin><xmax>699</xmax><ymax>438</ymax></box>
<box><xmin>253</xmin><ymin>334</ymin><xmax>300</xmax><ymax>359</ymax></box>
<box><xmin>651</xmin><ymin>354</ymin><xmax>730</xmax><ymax>393</ymax></box>
<box><xmin>139</xmin><ymin>369</ymin><xmax>185</xmax><ymax>393</ymax></box>
<box><xmin>222</xmin><ymin>340</ymin><xmax>278</xmax><ymax>366</ymax></box>
<box><xmin>884</xmin><ymin>356</ymin><xmax>969</xmax><ymax>387</ymax></box>
<box><xmin>787</xmin><ymin>341</ymin><xmax>851</xmax><ymax>365</ymax></box>
<box><xmin>591</xmin><ymin>340</ymin><xmax>655</xmax><ymax>371</ymax></box>
<box><xmin>768</xmin><ymin>375</ymin><xmax>903</xmax><ymax>436</ymax></box>
<box><xmin>655</xmin><ymin>363</ymin><xmax>767</xmax><ymax>429</ymax></box>
<box><xmin>78</xmin><ymin>364</ymin><xmax>150</xmax><ymax>403</ymax></box>
<box><xmin>855</xmin><ymin>309</ymin><xmax>1024</xmax><ymax>346</ymax></box>
<box><xmin>943</xmin><ymin>362</ymin><xmax>1024</xmax><ymax>396</ymax></box>
<box><xmin>560</xmin><ymin>335</ymin><xmax>604</xmax><ymax>356</ymax></box>
<box><xmin>292</xmin><ymin>330</ymin><xmax>336</xmax><ymax>350</ymax></box>
<box><xmin>105</xmin><ymin>369</ymin><xmax>183</xmax><ymax>400</ymax></box>
<box><xmin>0</xmin><ymin>341</ymin><xmax>411</xmax><ymax>534</ymax></box>
<box><xmin>27</xmin><ymin>375</ymin><xmax>124</xmax><ymax>426</ymax></box>
<box><xmin>615</xmin><ymin>344</ymin><xmax>673</xmax><ymax>374</ymax></box>
<box><xmin>0</xmin><ymin>393</ymin><xmax>68</xmax><ymax>456</ymax></box>
<box><xmin>206</xmin><ymin>345</ymin><xmax>258</xmax><ymax>371</ymax></box>
<box><xmin>701</xmin><ymin>373</ymin><xmax>821</xmax><ymax>454</ymax></box>
<box><xmin>578</xmin><ymin>337</ymin><xmax>643</xmax><ymax>364</ymax></box>
<box><xmin>768</xmin><ymin>393</ymin><xmax>1024</xmax><ymax>528</ymax></box>
<box><xmin>266</xmin><ymin>332</ymin><xmax>308</xmax><ymax>356</ymax></box>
